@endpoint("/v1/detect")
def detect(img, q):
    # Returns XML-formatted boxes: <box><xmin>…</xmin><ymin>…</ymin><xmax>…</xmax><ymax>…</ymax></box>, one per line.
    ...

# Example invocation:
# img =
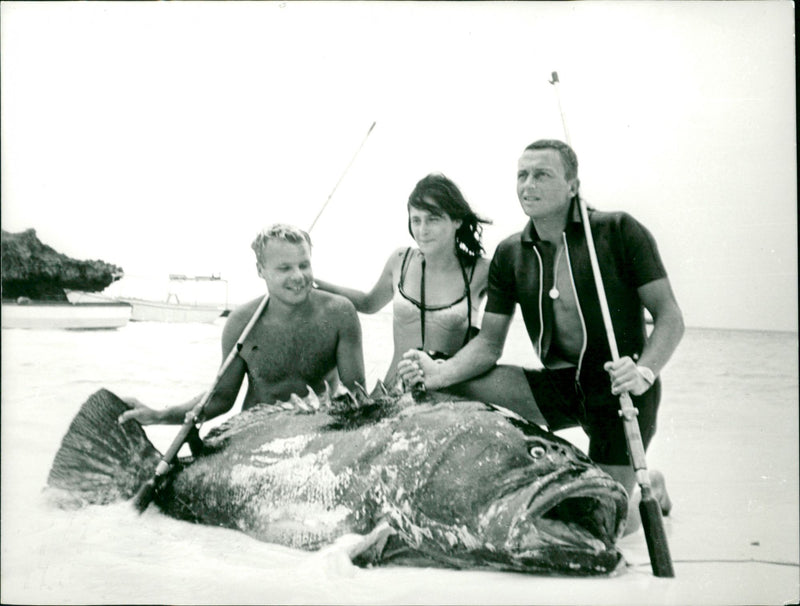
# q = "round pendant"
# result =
<box><xmin>549</xmin><ymin>288</ymin><xmax>560</xmax><ymax>300</ymax></box>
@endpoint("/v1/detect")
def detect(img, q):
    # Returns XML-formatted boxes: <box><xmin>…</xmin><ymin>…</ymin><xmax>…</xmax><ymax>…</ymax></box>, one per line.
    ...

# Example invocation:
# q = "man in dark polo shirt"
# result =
<box><xmin>398</xmin><ymin>139</ymin><xmax>684</xmax><ymax>534</ymax></box>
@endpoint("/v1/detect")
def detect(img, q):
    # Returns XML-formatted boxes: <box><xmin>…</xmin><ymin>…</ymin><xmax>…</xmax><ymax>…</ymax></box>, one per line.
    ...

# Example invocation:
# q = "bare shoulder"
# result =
<box><xmin>383</xmin><ymin>246</ymin><xmax>414</xmax><ymax>285</ymax></box>
<box><xmin>389</xmin><ymin>246</ymin><xmax>411</xmax><ymax>261</ymax></box>
<box><xmin>386</xmin><ymin>246</ymin><xmax>411</xmax><ymax>272</ymax></box>
<box><xmin>310</xmin><ymin>289</ymin><xmax>358</xmax><ymax>317</ymax></box>
<box><xmin>227</xmin><ymin>297</ymin><xmax>264</xmax><ymax>323</ymax></box>
<box><xmin>223</xmin><ymin>297</ymin><xmax>265</xmax><ymax>339</ymax></box>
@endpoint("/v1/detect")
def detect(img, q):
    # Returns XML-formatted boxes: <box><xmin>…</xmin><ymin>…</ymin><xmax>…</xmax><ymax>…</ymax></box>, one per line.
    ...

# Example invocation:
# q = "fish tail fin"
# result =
<box><xmin>46</xmin><ymin>388</ymin><xmax>162</xmax><ymax>508</ymax></box>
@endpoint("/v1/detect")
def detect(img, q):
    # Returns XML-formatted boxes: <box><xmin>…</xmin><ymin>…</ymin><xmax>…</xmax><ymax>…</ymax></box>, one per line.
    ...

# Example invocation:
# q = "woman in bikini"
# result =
<box><xmin>315</xmin><ymin>173</ymin><xmax>491</xmax><ymax>387</ymax></box>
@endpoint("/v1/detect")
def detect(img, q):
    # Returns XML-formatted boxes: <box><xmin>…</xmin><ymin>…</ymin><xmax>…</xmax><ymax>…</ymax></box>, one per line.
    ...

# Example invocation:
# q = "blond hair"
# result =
<box><xmin>251</xmin><ymin>224</ymin><xmax>312</xmax><ymax>262</ymax></box>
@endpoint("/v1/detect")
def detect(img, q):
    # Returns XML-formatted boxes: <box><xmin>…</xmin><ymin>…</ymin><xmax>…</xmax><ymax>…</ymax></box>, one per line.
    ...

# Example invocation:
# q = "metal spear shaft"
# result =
<box><xmin>549</xmin><ymin>71</ymin><xmax>675</xmax><ymax>577</ymax></box>
<box><xmin>308</xmin><ymin>121</ymin><xmax>377</xmax><ymax>232</ymax></box>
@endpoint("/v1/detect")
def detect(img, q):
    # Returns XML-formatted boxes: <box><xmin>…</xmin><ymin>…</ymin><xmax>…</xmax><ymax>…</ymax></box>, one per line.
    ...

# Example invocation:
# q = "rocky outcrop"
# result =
<box><xmin>1</xmin><ymin>229</ymin><xmax>124</xmax><ymax>301</ymax></box>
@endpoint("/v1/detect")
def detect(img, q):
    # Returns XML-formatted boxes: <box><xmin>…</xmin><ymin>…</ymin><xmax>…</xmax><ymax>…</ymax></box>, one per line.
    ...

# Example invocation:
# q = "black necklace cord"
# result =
<box><xmin>419</xmin><ymin>255</ymin><xmax>426</xmax><ymax>350</ymax></box>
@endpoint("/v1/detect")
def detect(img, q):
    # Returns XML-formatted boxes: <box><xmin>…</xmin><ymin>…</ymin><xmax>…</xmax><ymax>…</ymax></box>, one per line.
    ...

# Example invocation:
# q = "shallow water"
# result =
<box><xmin>2</xmin><ymin>314</ymin><xmax>798</xmax><ymax>605</ymax></box>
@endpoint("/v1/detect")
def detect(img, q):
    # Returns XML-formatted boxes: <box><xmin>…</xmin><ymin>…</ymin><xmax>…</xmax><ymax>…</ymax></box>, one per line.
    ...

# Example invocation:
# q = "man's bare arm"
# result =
<box><xmin>119</xmin><ymin>306</ymin><xmax>251</xmax><ymax>425</ymax></box>
<box><xmin>605</xmin><ymin>277</ymin><xmax>684</xmax><ymax>396</ymax></box>
<box><xmin>334</xmin><ymin>299</ymin><xmax>367</xmax><ymax>391</ymax></box>
<box><xmin>196</xmin><ymin>305</ymin><xmax>256</xmax><ymax>419</ymax></box>
<box><xmin>637</xmin><ymin>277</ymin><xmax>684</xmax><ymax>375</ymax></box>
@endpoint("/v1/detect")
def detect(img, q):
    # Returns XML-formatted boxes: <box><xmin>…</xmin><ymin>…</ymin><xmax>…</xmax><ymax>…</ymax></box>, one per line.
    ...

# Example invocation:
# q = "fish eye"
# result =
<box><xmin>529</xmin><ymin>445</ymin><xmax>546</xmax><ymax>459</ymax></box>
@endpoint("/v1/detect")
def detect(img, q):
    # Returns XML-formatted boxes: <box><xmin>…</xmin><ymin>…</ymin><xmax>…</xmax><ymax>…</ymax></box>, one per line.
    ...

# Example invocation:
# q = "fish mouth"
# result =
<box><xmin>533</xmin><ymin>470</ymin><xmax>627</xmax><ymax>544</ymax></box>
<box><xmin>499</xmin><ymin>467</ymin><xmax>628</xmax><ymax>555</ymax></box>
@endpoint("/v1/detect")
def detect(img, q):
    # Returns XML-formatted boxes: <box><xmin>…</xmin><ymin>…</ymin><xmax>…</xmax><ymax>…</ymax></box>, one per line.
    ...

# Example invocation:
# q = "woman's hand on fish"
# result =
<box><xmin>398</xmin><ymin>350</ymin><xmax>441</xmax><ymax>391</ymax></box>
<box><xmin>603</xmin><ymin>357</ymin><xmax>652</xmax><ymax>396</ymax></box>
<box><xmin>118</xmin><ymin>397</ymin><xmax>163</xmax><ymax>425</ymax></box>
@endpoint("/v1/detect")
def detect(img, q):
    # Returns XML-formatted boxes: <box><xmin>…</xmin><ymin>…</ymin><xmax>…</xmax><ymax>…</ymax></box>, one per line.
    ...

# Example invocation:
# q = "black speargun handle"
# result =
<box><xmin>131</xmin><ymin>421</ymin><xmax>203</xmax><ymax>512</ymax></box>
<box><xmin>640</xmin><ymin>485</ymin><xmax>675</xmax><ymax>577</ymax></box>
<box><xmin>132</xmin><ymin>398</ymin><xmax>210</xmax><ymax>513</ymax></box>
<box><xmin>618</xmin><ymin>392</ymin><xmax>675</xmax><ymax>577</ymax></box>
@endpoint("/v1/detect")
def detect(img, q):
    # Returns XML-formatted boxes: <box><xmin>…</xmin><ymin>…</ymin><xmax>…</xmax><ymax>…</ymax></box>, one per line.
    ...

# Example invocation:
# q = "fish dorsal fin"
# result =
<box><xmin>268</xmin><ymin>384</ymin><xmax>401</xmax><ymax>428</ymax></box>
<box><xmin>324</xmin><ymin>383</ymin><xmax>403</xmax><ymax>429</ymax></box>
<box><xmin>374</xmin><ymin>379</ymin><xmax>404</xmax><ymax>398</ymax></box>
<box><xmin>269</xmin><ymin>382</ymin><xmax>370</xmax><ymax>414</ymax></box>
<box><xmin>271</xmin><ymin>386</ymin><xmax>331</xmax><ymax>415</ymax></box>
<box><xmin>289</xmin><ymin>393</ymin><xmax>313</xmax><ymax>412</ymax></box>
<box><xmin>354</xmin><ymin>381</ymin><xmax>371</xmax><ymax>403</ymax></box>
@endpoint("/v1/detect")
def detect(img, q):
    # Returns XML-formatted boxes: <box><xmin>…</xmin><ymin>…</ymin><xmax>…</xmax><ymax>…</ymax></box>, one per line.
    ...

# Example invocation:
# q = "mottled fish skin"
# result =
<box><xmin>47</xmin><ymin>387</ymin><xmax>628</xmax><ymax>575</ymax></box>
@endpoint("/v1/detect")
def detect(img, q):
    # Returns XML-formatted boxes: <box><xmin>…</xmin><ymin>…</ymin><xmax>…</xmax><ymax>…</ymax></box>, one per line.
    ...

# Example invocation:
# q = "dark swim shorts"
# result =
<box><xmin>523</xmin><ymin>366</ymin><xmax>661</xmax><ymax>466</ymax></box>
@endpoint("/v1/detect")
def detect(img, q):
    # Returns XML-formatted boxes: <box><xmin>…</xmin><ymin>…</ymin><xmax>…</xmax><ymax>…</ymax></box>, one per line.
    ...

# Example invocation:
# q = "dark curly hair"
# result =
<box><xmin>407</xmin><ymin>173</ymin><xmax>491</xmax><ymax>264</ymax></box>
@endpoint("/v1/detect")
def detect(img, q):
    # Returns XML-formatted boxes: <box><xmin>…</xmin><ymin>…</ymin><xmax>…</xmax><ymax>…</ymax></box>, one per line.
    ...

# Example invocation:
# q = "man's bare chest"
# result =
<box><xmin>239</xmin><ymin>318</ymin><xmax>338</xmax><ymax>378</ymax></box>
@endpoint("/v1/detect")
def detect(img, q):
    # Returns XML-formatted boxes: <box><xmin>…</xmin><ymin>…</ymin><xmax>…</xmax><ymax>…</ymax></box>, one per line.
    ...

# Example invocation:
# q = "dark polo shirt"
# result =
<box><xmin>486</xmin><ymin>199</ymin><xmax>667</xmax><ymax>400</ymax></box>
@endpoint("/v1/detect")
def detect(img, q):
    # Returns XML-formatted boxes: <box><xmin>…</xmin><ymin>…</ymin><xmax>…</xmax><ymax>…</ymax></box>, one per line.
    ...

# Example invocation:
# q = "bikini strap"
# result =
<box><xmin>460</xmin><ymin>258</ymin><xmax>473</xmax><ymax>346</ymax></box>
<box><xmin>398</xmin><ymin>247</ymin><xmax>414</xmax><ymax>288</ymax></box>
<box><xmin>419</xmin><ymin>254</ymin><xmax>426</xmax><ymax>349</ymax></box>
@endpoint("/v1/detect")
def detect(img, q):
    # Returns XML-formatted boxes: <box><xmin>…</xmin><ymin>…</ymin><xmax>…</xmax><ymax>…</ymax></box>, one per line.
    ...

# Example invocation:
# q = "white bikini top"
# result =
<box><xmin>392</xmin><ymin>248</ymin><xmax>477</xmax><ymax>357</ymax></box>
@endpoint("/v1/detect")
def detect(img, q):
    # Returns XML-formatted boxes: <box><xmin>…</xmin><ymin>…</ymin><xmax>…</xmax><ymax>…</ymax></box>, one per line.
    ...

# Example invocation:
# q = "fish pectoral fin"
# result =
<box><xmin>342</xmin><ymin>521</ymin><xmax>395</xmax><ymax>564</ymax></box>
<box><xmin>306</xmin><ymin>522</ymin><xmax>396</xmax><ymax>572</ymax></box>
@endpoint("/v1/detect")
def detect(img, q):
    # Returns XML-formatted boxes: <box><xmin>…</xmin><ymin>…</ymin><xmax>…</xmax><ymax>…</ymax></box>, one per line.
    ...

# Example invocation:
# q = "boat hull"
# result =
<box><xmin>123</xmin><ymin>299</ymin><xmax>224</xmax><ymax>323</ymax></box>
<box><xmin>1</xmin><ymin>301</ymin><xmax>132</xmax><ymax>330</ymax></box>
<box><xmin>65</xmin><ymin>291</ymin><xmax>224</xmax><ymax>323</ymax></box>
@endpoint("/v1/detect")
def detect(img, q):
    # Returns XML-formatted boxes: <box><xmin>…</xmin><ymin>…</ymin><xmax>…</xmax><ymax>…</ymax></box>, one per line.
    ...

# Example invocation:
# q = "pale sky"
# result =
<box><xmin>1</xmin><ymin>1</ymin><xmax>796</xmax><ymax>331</ymax></box>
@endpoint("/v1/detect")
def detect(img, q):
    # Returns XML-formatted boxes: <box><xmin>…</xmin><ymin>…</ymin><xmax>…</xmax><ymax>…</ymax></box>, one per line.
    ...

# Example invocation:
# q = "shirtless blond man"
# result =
<box><xmin>119</xmin><ymin>224</ymin><xmax>365</xmax><ymax>426</ymax></box>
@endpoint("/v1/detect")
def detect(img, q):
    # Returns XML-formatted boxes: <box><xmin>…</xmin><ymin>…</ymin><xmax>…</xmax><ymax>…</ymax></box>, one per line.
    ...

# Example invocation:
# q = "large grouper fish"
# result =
<box><xmin>46</xmin><ymin>385</ymin><xmax>630</xmax><ymax>575</ymax></box>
